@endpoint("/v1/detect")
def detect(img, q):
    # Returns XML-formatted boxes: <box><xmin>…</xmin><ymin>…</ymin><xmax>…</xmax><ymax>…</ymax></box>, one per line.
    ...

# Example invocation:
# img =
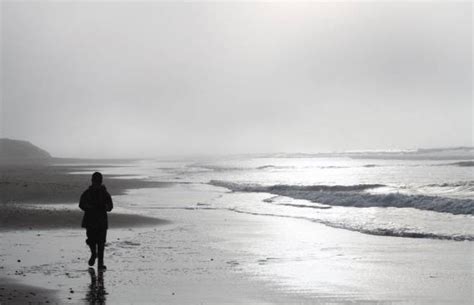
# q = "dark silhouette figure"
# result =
<box><xmin>86</xmin><ymin>268</ymin><xmax>107</xmax><ymax>305</ymax></box>
<box><xmin>79</xmin><ymin>172</ymin><xmax>113</xmax><ymax>270</ymax></box>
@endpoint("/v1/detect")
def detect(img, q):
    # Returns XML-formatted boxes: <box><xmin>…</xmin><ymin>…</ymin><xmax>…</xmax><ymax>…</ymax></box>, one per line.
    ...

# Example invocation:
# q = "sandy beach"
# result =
<box><xmin>0</xmin><ymin>163</ymin><xmax>170</xmax><ymax>204</ymax></box>
<box><xmin>2</xmin><ymin>1</ymin><xmax>472</xmax><ymax>303</ymax></box>
<box><xmin>0</xmin><ymin>162</ymin><xmax>294</xmax><ymax>304</ymax></box>
<box><xmin>0</xmin><ymin>161</ymin><xmax>472</xmax><ymax>304</ymax></box>
<box><xmin>0</xmin><ymin>163</ymin><xmax>170</xmax><ymax>304</ymax></box>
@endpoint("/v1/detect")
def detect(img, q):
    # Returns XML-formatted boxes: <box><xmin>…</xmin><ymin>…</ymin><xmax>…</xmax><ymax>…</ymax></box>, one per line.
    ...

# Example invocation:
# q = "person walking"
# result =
<box><xmin>79</xmin><ymin>172</ymin><xmax>113</xmax><ymax>270</ymax></box>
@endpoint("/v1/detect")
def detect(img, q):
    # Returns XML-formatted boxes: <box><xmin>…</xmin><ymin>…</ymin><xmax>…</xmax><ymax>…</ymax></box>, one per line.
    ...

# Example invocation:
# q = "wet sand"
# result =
<box><xmin>0</xmin><ymin>163</ymin><xmax>171</xmax><ymax>304</ymax></box>
<box><xmin>1</xmin><ymin>163</ymin><xmax>472</xmax><ymax>304</ymax></box>
<box><xmin>0</xmin><ymin>163</ymin><xmax>300</xmax><ymax>304</ymax></box>
<box><xmin>0</xmin><ymin>278</ymin><xmax>59</xmax><ymax>305</ymax></box>
<box><xmin>3</xmin><ymin>198</ymin><xmax>471</xmax><ymax>304</ymax></box>
<box><xmin>0</xmin><ymin>164</ymin><xmax>171</xmax><ymax>231</ymax></box>
<box><xmin>0</xmin><ymin>164</ymin><xmax>171</xmax><ymax>204</ymax></box>
<box><xmin>0</xmin><ymin>205</ymin><xmax>169</xmax><ymax>231</ymax></box>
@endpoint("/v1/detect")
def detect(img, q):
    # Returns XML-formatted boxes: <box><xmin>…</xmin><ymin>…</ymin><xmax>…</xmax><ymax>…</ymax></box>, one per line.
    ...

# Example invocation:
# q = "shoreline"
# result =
<box><xmin>0</xmin><ymin>163</ymin><xmax>171</xmax><ymax>231</ymax></box>
<box><xmin>0</xmin><ymin>163</ymin><xmax>171</xmax><ymax>204</ymax></box>
<box><xmin>1</xmin><ymin>162</ymin><xmax>472</xmax><ymax>304</ymax></box>
<box><xmin>0</xmin><ymin>204</ymin><xmax>170</xmax><ymax>232</ymax></box>
<box><xmin>0</xmin><ymin>162</ymin><xmax>171</xmax><ymax>304</ymax></box>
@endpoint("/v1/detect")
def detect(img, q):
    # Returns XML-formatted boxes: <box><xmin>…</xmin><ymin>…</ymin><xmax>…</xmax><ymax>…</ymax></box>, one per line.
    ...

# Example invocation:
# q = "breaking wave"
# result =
<box><xmin>429</xmin><ymin>161</ymin><xmax>474</xmax><ymax>167</ymax></box>
<box><xmin>225</xmin><ymin>208</ymin><xmax>473</xmax><ymax>241</ymax></box>
<box><xmin>426</xmin><ymin>181</ymin><xmax>474</xmax><ymax>188</ymax></box>
<box><xmin>209</xmin><ymin>180</ymin><xmax>474</xmax><ymax>215</ymax></box>
<box><xmin>185</xmin><ymin>163</ymin><xmax>395</xmax><ymax>172</ymax></box>
<box><xmin>187</xmin><ymin>164</ymin><xmax>294</xmax><ymax>172</ymax></box>
<box><xmin>210</xmin><ymin>181</ymin><xmax>385</xmax><ymax>192</ymax></box>
<box><xmin>449</xmin><ymin>161</ymin><xmax>474</xmax><ymax>167</ymax></box>
<box><xmin>422</xmin><ymin>181</ymin><xmax>474</xmax><ymax>195</ymax></box>
<box><xmin>255</xmin><ymin>165</ymin><xmax>293</xmax><ymax>170</ymax></box>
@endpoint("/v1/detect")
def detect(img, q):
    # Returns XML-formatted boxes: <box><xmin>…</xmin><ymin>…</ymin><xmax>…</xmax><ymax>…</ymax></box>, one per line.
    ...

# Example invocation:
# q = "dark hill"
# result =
<box><xmin>0</xmin><ymin>138</ymin><xmax>52</xmax><ymax>163</ymax></box>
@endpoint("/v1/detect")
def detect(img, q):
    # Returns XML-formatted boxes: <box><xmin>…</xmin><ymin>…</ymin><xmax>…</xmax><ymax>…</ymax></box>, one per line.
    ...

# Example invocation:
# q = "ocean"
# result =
<box><xmin>2</xmin><ymin>148</ymin><xmax>472</xmax><ymax>304</ymax></box>
<box><xmin>102</xmin><ymin>148</ymin><xmax>474</xmax><ymax>242</ymax></box>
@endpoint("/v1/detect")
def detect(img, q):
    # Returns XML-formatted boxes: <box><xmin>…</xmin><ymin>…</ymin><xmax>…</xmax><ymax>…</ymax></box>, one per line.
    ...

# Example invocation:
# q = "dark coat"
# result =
<box><xmin>79</xmin><ymin>185</ymin><xmax>113</xmax><ymax>229</ymax></box>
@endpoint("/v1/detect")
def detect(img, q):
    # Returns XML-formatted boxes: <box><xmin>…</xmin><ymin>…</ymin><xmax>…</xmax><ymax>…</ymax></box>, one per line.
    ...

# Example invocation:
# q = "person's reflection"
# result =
<box><xmin>86</xmin><ymin>268</ymin><xmax>107</xmax><ymax>305</ymax></box>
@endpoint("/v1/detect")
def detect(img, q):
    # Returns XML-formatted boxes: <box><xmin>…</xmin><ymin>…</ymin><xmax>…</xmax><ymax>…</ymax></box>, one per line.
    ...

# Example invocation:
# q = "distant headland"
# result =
<box><xmin>0</xmin><ymin>138</ymin><xmax>52</xmax><ymax>164</ymax></box>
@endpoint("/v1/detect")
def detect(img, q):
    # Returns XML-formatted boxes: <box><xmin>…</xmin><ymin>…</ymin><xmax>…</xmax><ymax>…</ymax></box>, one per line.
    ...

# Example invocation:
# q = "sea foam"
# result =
<box><xmin>209</xmin><ymin>180</ymin><xmax>474</xmax><ymax>215</ymax></box>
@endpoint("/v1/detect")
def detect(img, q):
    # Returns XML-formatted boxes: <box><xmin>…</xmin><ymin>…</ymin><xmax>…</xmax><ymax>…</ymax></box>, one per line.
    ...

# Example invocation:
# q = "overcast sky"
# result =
<box><xmin>1</xmin><ymin>1</ymin><xmax>472</xmax><ymax>158</ymax></box>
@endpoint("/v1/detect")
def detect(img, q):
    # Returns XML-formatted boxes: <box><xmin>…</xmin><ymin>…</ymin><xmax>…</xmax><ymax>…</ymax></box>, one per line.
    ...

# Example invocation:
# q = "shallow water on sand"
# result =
<box><xmin>121</xmin><ymin>183</ymin><xmax>474</xmax><ymax>304</ymax></box>
<box><xmin>3</xmin><ymin>181</ymin><xmax>472</xmax><ymax>304</ymax></box>
<box><xmin>102</xmin><ymin>156</ymin><xmax>474</xmax><ymax>241</ymax></box>
<box><xmin>2</xmin><ymin>155</ymin><xmax>473</xmax><ymax>304</ymax></box>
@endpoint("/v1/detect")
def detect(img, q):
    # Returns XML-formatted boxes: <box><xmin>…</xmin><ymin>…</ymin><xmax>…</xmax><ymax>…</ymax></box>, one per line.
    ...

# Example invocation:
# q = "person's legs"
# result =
<box><xmin>97</xmin><ymin>243</ymin><xmax>105</xmax><ymax>269</ymax></box>
<box><xmin>97</xmin><ymin>229</ymin><xmax>107</xmax><ymax>270</ymax></box>
<box><xmin>86</xmin><ymin>229</ymin><xmax>98</xmax><ymax>267</ymax></box>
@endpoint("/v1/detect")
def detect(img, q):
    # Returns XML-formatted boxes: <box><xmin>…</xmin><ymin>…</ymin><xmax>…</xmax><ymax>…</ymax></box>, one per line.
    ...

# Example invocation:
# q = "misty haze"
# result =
<box><xmin>0</xmin><ymin>1</ymin><xmax>472</xmax><ymax>305</ymax></box>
